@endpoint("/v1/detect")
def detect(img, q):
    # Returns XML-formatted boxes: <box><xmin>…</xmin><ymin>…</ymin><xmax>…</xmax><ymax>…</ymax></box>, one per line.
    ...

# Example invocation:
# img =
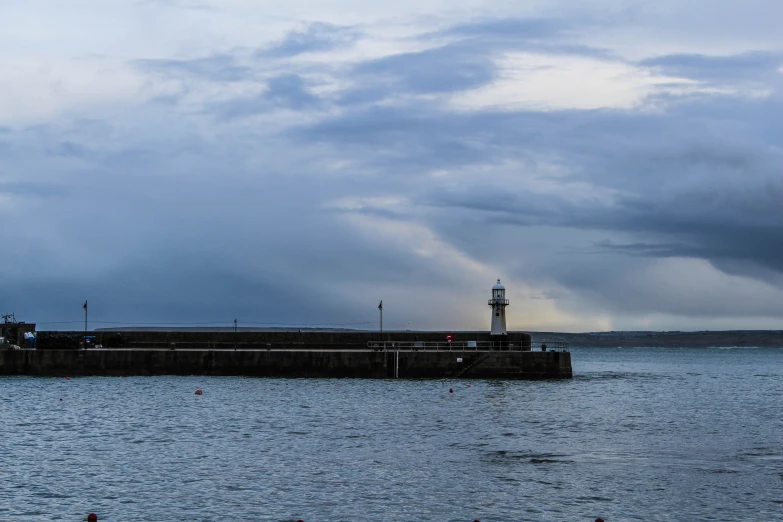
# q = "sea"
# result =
<box><xmin>1</xmin><ymin>346</ymin><xmax>781</xmax><ymax>521</ymax></box>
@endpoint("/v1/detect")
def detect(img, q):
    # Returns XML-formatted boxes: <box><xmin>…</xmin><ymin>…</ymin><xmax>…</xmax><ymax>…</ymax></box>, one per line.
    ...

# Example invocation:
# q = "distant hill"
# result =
<box><xmin>529</xmin><ymin>330</ymin><xmax>783</xmax><ymax>348</ymax></box>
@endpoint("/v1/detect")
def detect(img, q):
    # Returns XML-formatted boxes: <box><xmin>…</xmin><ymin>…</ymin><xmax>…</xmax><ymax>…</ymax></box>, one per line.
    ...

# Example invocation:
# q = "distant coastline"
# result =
<box><xmin>529</xmin><ymin>330</ymin><xmax>783</xmax><ymax>348</ymax></box>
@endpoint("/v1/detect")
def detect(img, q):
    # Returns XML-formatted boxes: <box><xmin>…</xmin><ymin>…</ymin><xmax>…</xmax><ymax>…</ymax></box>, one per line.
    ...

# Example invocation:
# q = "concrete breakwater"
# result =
<box><xmin>34</xmin><ymin>330</ymin><xmax>532</xmax><ymax>350</ymax></box>
<box><xmin>0</xmin><ymin>349</ymin><xmax>572</xmax><ymax>379</ymax></box>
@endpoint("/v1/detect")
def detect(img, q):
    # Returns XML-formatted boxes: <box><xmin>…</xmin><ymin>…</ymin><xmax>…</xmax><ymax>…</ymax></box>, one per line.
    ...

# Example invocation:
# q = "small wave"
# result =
<box><xmin>529</xmin><ymin>458</ymin><xmax>564</xmax><ymax>464</ymax></box>
<box><xmin>484</xmin><ymin>450</ymin><xmax>572</xmax><ymax>464</ymax></box>
<box><xmin>714</xmin><ymin>346</ymin><xmax>763</xmax><ymax>350</ymax></box>
<box><xmin>574</xmin><ymin>372</ymin><xmax>673</xmax><ymax>382</ymax></box>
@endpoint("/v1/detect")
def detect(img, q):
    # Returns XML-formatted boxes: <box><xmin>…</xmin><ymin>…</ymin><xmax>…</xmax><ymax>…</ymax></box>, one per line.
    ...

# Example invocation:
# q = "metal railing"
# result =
<box><xmin>366</xmin><ymin>340</ymin><xmax>569</xmax><ymax>352</ymax></box>
<box><xmin>488</xmin><ymin>298</ymin><xmax>510</xmax><ymax>306</ymax></box>
<box><xmin>367</xmin><ymin>341</ymin><xmax>526</xmax><ymax>351</ymax></box>
<box><xmin>533</xmin><ymin>341</ymin><xmax>569</xmax><ymax>352</ymax></box>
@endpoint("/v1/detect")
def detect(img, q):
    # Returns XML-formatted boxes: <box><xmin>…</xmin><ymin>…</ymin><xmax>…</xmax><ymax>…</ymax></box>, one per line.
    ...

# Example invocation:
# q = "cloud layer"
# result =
<box><xmin>1</xmin><ymin>1</ymin><xmax>782</xmax><ymax>331</ymax></box>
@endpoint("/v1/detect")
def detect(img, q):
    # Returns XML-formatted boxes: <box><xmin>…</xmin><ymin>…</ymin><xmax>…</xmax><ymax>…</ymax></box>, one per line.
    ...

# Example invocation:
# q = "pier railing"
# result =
<box><xmin>535</xmin><ymin>341</ymin><xmax>569</xmax><ymax>352</ymax></box>
<box><xmin>365</xmin><ymin>341</ymin><xmax>569</xmax><ymax>352</ymax></box>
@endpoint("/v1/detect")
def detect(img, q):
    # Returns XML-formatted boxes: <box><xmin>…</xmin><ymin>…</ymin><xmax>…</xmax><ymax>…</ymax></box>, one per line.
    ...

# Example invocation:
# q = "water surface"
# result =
<box><xmin>1</xmin><ymin>347</ymin><xmax>781</xmax><ymax>521</ymax></box>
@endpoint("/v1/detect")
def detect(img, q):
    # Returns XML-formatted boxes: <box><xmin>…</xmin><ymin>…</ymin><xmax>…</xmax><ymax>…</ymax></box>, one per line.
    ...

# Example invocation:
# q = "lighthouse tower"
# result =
<box><xmin>488</xmin><ymin>279</ymin><xmax>509</xmax><ymax>335</ymax></box>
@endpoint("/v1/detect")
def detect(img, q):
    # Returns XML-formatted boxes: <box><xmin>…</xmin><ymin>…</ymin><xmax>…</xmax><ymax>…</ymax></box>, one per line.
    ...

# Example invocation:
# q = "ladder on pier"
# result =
<box><xmin>452</xmin><ymin>352</ymin><xmax>491</xmax><ymax>378</ymax></box>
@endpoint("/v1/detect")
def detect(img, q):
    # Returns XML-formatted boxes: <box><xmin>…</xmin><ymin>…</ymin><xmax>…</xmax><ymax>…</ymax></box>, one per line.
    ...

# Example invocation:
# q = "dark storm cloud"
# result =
<box><xmin>261</xmin><ymin>22</ymin><xmax>359</xmax><ymax>58</ymax></box>
<box><xmin>639</xmin><ymin>51</ymin><xmax>783</xmax><ymax>83</ymax></box>
<box><xmin>4</xmin><ymin>6</ymin><xmax>783</xmax><ymax>330</ymax></box>
<box><xmin>3</xmin><ymin>260</ymin><xmax>365</xmax><ymax>328</ymax></box>
<box><xmin>293</xmin><ymin>77</ymin><xmax>783</xmax><ymax>281</ymax></box>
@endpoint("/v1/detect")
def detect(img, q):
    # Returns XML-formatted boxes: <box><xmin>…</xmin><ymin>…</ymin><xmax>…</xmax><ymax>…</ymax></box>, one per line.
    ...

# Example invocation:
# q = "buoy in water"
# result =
<box><xmin>595</xmin><ymin>518</ymin><xmax>605</xmax><ymax>522</ymax></box>
<box><xmin>195</xmin><ymin>388</ymin><xmax>203</xmax><ymax>395</ymax></box>
<box><xmin>88</xmin><ymin>514</ymin><xmax>98</xmax><ymax>522</ymax></box>
<box><xmin>449</xmin><ymin>388</ymin><xmax>454</xmax><ymax>393</ymax></box>
<box><xmin>66</xmin><ymin>377</ymin><xmax>71</xmax><ymax>381</ymax></box>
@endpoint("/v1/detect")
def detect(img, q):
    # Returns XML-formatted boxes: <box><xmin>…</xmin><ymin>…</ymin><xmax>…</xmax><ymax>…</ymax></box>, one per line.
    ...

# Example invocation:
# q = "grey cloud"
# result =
<box><xmin>296</xmin><ymin>105</ymin><xmax>496</xmax><ymax>169</ymax></box>
<box><xmin>349</xmin><ymin>44</ymin><xmax>495</xmax><ymax>97</ymax></box>
<box><xmin>639</xmin><ymin>51</ymin><xmax>783</xmax><ymax>83</ymax></box>
<box><xmin>135</xmin><ymin>0</ymin><xmax>214</xmax><ymax>10</ymax></box>
<box><xmin>135</xmin><ymin>54</ymin><xmax>252</xmax><ymax>82</ymax></box>
<box><xmin>209</xmin><ymin>94</ymin><xmax>269</xmax><ymax>120</ymax></box>
<box><xmin>2</xmin><ymin>263</ymin><xmax>363</xmax><ymax>329</ymax></box>
<box><xmin>444</xmin><ymin>17</ymin><xmax>566</xmax><ymax>39</ymax></box>
<box><xmin>261</xmin><ymin>23</ymin><xmax>359</xmax><ymax>58</ymax></box>
<box><xmin>339</xmin><ymin>19</ymin><xmax>615</xmax><ymax>103</ymax></box>
<box><xmin>265</xmin><ymin>74</ymin><xmax>321</xmax><ymax>110</ymax></box>
<box><xmin>209</xmin><ymin>73</ymin><xmax>321</xmax><ymax>118</ymax></box>
<box><xmin>292</xmin><ymin>82</ymin><xmax>783</xmax><ymax>285</ymax></box>
<box><xmin>6</xmin><ymin>13</ymin><xmax>783</xmax><ymax>330</ymax></box>
<box><xmin>48</xmin><ymin>141</ymin><xmax>92</xmax><ymax>158</ymax></box>
<box><xmin>435</xmin><ymin>17</ymin><xmax>616</xmax><ymax>60</ymax></box>
<box><xmin>0</xmin><ymin>181</ymin><xmax>69</xmax><ymax>198</ymax></box>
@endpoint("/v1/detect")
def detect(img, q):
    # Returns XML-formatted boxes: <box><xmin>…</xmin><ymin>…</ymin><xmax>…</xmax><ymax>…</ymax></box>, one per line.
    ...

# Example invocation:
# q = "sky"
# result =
<box><xmin>0</xmin><ymin>0</ymin><xmax>781</xmax><ymax>332</ymax></box>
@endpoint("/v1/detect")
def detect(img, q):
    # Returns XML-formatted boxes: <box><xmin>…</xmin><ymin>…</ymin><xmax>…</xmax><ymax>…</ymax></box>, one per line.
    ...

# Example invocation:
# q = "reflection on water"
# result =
<box><xmin>1</xmin><ymin>346</ymin><xmax>782</xmax><ymax>521</ymax></box>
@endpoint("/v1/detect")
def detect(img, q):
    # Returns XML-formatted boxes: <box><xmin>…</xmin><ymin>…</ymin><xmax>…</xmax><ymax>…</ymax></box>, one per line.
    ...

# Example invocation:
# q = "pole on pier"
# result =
<box><xmin>234</xmin><ymin>319</ymin><xmax>237</xmax><ymax>350</ymax></box>
<box><xmin>1</xmin><ymin>313</ymin><xmax>8</xmax><ymax>340</ymax></box>
<box><xmin>82</xmin><ymin>300</ymin><xmax>88</xmax><ymax>349</ymax></box>
<box><xmin>378</xmin><ymin>300</ymin><xmax>383</xmax><ymax>348</ymax></box>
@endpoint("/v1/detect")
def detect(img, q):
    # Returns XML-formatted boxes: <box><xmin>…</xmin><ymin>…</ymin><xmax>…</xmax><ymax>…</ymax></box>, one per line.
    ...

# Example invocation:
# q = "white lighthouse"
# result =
<box><xmin>488</xmin><ymin>279</ymin><xmax>509</xmax><ymax>335</ymax></box>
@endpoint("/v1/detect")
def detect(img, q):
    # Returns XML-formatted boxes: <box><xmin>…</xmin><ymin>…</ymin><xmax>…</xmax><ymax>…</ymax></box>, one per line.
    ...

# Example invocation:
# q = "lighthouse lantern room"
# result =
<box><xmin>488</xmin><ymin>279</ymin><xmax>510</xmax><ymax>336</ymax></box>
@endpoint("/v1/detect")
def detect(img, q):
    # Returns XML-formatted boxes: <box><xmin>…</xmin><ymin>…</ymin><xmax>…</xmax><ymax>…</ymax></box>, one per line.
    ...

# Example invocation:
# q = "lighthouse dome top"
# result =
<box><xmin>492</xmin><ymin>279</ymin><xmax>505</xmax><ymax>290</ymax></box>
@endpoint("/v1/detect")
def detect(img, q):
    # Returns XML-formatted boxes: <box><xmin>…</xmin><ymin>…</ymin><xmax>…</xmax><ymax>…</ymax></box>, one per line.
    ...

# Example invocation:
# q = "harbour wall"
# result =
<box><xmin>0</xmin><ymin>349</ymin><xmax>571</xmax><ymax>379</ymax></box>
<box><xmin>35</xmin><ymin>330</ymin><xmax>532</xmax><ymax>350</ymax></box>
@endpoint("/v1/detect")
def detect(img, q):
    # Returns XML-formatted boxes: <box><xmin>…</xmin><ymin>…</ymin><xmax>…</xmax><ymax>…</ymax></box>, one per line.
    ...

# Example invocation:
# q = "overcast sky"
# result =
<box><xmin>1</xmin><ymin>0</ymin><xmax>781</xmax><ymax>332</ymax></box>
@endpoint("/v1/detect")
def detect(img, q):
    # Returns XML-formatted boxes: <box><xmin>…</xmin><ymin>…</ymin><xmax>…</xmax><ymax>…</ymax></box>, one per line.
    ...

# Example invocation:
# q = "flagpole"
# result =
<box><xmin>379</xmin><ymin>300</ymin><xmax>383</xmax><ymax>345</ymax></box>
